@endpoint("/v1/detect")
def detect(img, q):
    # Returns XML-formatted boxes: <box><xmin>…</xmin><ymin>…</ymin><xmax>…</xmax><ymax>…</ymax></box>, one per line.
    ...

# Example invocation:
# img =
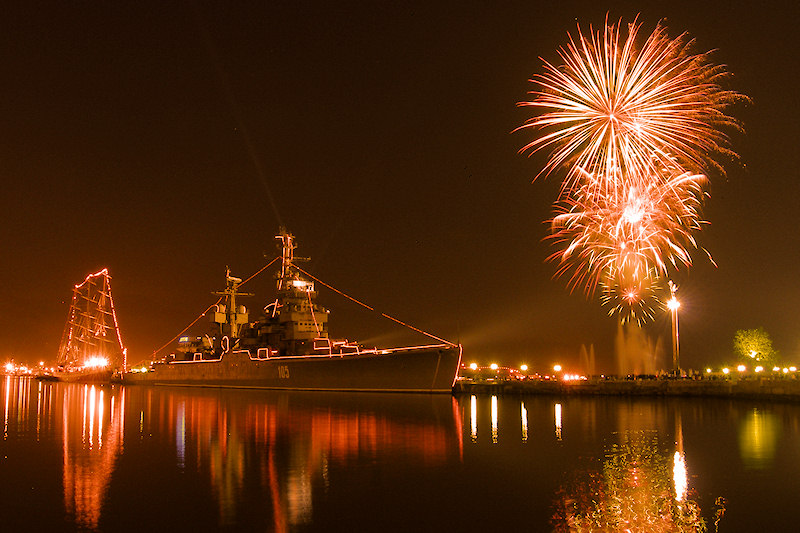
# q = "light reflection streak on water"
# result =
<box><xmin>740</xmin><ymin>408</ymin><xmax>779</xmax><ymax>469</ymax></box>
<box><xmin>88</xmin><ymin>386</ymin><xmax>96</xmax><ymax>449</ymax></box>
<box><xmin>673</xmin><ymin>451</ymin><xmax>687</xmax><ymax>502</ymax></box>
<box><xmin>16</xmin><ymin>380</ymin><xmax>27</xmax><ymax>429</ymax></box>
<box><xmin>554</xmin><ymin>403</ymin><xmax>562</xmax><ymax>440</ymax></box>
<box><xmin>521</xmin><ymin>401</ymin><xmax>528</xmax><ymax>442</ymax></box>
<box><xmin>37</xmin><ymin>381</ymin><xmax>42</xmax><ymax>440</ymax></box>
<box><xmin>176</xmin><ymin>401</ymin><xmax>185</xmax><ymax>470</ymax></box>
<box><xmin>491</xmin><ymin>395</ymin><xmax>498</xmax><ymax>444</ymax></box>
<box><xmin>98</xmin><ymin>389</ymin><xmax>104</xmax><ymax>448</ymax></box>
<box><xmin>470</xmin><ymin>395</ymin><xmax>477</xmax><ymax>442</ymax></box>
<box><xmin>118</xmin><ymin>388</ymin><xmax>125</xmax><ymax>444</ymax></box>
<box><xmin>81</xmin><ymin>385</ymin><xmax>87</xmax><ymax>447</ymax></box>
<box><xmin>4</xmin><ymin>375</ymin><xmax>10</xmax><ymax>440</ymax></box>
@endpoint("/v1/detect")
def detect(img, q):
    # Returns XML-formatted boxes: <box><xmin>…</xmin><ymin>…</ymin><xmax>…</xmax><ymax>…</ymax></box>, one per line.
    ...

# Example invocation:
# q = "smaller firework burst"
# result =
<box><xmin>600</xmin><ymin>269</ymin><xmax>666</xmax><ymax>325</ymax></box>
<box><xmin>548</xmin><ymin>164</ymin><xmax>707</xmax><ymax>295</ymax></box>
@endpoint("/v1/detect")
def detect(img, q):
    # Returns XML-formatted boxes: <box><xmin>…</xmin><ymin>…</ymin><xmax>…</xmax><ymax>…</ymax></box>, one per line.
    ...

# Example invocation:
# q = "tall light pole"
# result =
<box><xmin>667</xmin><ymin>281</ymin><xmax>681</xmax><ymax>375</ymax></box>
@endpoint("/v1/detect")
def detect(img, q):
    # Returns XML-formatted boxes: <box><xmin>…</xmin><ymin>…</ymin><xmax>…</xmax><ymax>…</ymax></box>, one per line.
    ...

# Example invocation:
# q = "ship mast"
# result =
<box><xmin>276</xmin><ymin>227</ymin><xmax>309</xmax><ymax>290</ymax></box>
<box><xmin>212</xmin><ymin>268</ymin><xmax>253</xmax><ymax>339</ymax></box>
<box><xmin>57</xmin><ymin>268</ymin><xmax>127</xmax><ymax>369</ymax></box>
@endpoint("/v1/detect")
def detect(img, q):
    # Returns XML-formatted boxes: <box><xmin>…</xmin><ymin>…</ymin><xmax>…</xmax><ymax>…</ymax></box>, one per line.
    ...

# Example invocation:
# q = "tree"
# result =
<box><xmin>733</xmin><ymin>327</ymin><xmax>778</xmax><ymax>366</ymax></box>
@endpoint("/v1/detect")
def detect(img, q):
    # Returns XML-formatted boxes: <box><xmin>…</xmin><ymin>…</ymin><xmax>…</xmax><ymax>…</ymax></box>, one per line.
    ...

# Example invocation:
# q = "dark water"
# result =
<box><xmin>2</xmin><ymin>376</ymin><xmax>800</xmax><ymax>531</ymax></box>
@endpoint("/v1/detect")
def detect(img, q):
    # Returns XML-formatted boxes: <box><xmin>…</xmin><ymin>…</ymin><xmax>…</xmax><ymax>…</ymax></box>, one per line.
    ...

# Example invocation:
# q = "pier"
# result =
<box><xmin>454</xmin><ymin>377</ymin><xmax>800</xmax><ymax>402</ymax></box>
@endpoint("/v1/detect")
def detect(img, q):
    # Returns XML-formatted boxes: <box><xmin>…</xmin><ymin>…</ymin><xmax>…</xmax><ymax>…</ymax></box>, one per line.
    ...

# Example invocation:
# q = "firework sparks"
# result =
<box><xmin>518</xmin><ymin>16</ymin><xmax>745</xmax><ymax>321</ymax></box>
<box><xmin>518</xmin><ymin>16</ymin><xmax>743</xmax><ymax>194</ymax></box>
<box><xmin>600</xmin><ymin>270</ymin><xmax>665</xmax><ymax>325</ymax></box>
<box><xmin>548</xmin><ymin>165</ymin><xmax>707</xmax><ymax>296</ymax></box>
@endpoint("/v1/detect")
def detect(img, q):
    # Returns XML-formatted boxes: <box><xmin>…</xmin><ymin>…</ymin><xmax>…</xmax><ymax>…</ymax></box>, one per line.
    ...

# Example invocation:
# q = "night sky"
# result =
<box><xmin>3</xmin><ymin>1</ymin><xmax>797</xmax><ymax>373</ymax></box>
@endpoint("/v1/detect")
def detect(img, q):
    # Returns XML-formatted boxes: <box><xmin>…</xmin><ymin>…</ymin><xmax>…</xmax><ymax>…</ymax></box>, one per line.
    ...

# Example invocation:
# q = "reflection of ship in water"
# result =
<box><xmin>134</xmin><ymin>389</ymin><xmax>463</xmax><ymax>530</ymax></box>
<box><xmin>55</xmin><ymin>269</ymin><xmax>127</xmax><ymax>383</ymax></box>
<box><xmin>60</xmin><ymin>384</ymin><xmax>125</xmax><ymax>529</ymax></box>
<box><xmin>0</xmin><ymin>377</ymin><xmax>125</xmax><ymax>530</ymax></box>
<box><xmin>2</xmin><ymin>376</ymin><xmax>462</xmax><ymax>530</ymax></box>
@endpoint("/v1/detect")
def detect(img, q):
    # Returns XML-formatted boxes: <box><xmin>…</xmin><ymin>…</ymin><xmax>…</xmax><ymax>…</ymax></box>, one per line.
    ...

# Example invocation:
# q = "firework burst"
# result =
<box><xmin>518</xmin><ymin>17</ymin><xmax>746</xmax><ymax>321</ymax></box>
<box><xmin>548</xmin><ymin>164</ymin><xmax>707</xmax><ymax>296</ymax></box>
<box><xmin>600</xmin><ymin>269</ymin><xmax>665</xmax><ymax>326</ymax></box>
<box><xmin>518</xmin><ymin>16</ymin><xmax>743</xmax><ymax>195</ymax></box>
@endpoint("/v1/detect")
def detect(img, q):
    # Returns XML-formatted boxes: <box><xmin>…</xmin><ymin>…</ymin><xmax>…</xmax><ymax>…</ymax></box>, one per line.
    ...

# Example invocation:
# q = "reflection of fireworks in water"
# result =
<box><xmin>551</xmin><ymin>431</ymin><xmax>707</xmax><ymax>532</ymax></box>
<box><xmin>518</xmin><ymin>17</ymin><xmax>745</xmax><ymax>321</ymax></box>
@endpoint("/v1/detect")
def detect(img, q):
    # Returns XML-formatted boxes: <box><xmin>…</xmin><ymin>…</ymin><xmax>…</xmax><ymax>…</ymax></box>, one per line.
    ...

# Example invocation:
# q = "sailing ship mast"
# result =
<box><xmin>57</xmin><ymin>269</ymin><xmax>127</xmax><ymax>370</ymax></box>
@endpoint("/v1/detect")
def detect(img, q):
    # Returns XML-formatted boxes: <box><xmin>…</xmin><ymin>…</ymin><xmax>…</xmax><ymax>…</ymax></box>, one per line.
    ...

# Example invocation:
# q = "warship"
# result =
<box><xmin>120</xmin><ymin>229</ymin><xmax>461</xmax><ymax>392</ymax></box>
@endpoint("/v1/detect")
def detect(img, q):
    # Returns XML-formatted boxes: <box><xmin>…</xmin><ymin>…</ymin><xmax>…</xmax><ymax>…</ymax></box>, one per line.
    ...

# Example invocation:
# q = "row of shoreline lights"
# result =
<box><xmin>708</xmin><ymin>365</ymin><xmax>798</xmax><ymax>375</ymax></box>
<box><xmin>466</xmin><ymin>361</ymin><xmax>800</xmax><ymax>376</ymax></box>
<box><xmin>4</xmin><ymin>361</ymin><xmax>50</xmax><ymax>374</ymax></box>
<box><xmin>3</xmin><ymin>358</ymin><xmax>109</xmax><ymax>375</ymax></box>
<box><xmin>466</xmin><ymin>362</ymin><xmax>559</xmax><ymax>373</ymax></box>
<box><xmin>465</xmin><ymin>362</ymin><xmax>585</xmax><ymax>381</ymax></box>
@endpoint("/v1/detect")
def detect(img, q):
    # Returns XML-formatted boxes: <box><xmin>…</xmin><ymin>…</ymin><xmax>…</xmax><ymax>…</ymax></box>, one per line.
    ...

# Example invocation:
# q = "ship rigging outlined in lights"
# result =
<box><xmin>55</xmin><ymin>269</ymin><xmax>127</xmax><ymax>383</ymax></box>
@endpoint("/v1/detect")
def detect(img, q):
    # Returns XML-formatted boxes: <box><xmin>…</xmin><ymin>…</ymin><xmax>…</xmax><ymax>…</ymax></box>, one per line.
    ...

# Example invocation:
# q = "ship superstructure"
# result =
<box><xmin>241</xmin><ymin>231</ymin><xmax>331</xmax><ymax>356</ymax></box>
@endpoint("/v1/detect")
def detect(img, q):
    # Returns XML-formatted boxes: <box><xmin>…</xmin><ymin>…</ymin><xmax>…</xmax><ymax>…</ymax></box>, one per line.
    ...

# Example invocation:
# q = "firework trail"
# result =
<box><xmin>518</xmin><ymin>17</ymin><xmax>745</xmax><ymax>321</ymax></box>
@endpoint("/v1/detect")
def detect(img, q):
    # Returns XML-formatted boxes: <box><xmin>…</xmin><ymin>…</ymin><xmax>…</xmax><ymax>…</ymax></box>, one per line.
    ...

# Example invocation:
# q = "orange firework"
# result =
<box><xmin>549</xmin><ymin>164</ymin><xmax>707</xmax><ymax>296</ymax></box>
<box><xmin>518</xmin><ymin>16</ymin><xmax>743</xmax><ymax>195</ymax></box>
<box><xmin>518</xmin><ymin>17</ymin><xmax>745</xmax><ymax>320</ymax></box>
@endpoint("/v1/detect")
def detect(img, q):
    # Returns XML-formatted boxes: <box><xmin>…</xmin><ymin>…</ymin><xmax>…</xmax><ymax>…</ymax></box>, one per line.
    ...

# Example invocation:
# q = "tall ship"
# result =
<box><xmin>121</xmin><ymin>229</ymin><xmax>461</xmax><ymax>392</ymax></box>
<box><xmin>55</xmin><ymin>268</ymin><xmax>127</xmax><ymax>383</ymax></box>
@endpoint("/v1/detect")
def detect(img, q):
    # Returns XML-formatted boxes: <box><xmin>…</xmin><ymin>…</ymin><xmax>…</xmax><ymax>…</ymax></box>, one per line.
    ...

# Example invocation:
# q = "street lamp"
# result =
<box><xmin>667</xmin><ymin>281</ymin><xmax>681</xmax><ymax>375</ymax></box>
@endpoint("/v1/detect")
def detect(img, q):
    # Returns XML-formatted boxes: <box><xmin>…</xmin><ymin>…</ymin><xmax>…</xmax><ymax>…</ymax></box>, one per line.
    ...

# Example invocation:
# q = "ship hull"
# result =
<box><xmin>53</xmin><ymin>368</ymin><xmax>114</xmax><ymax>383</ymax></box>
<box><xmin>120</xmin><ymin>345</ymin><xmax>461</xmax><ymax>393</ymax></box>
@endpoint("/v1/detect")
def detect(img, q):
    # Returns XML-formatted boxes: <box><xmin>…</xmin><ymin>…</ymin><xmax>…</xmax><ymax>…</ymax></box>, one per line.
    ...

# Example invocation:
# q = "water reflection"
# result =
<box><xmin>470</xmin><ymin>395</ymin><xmax>477</xmax><ymax>442</ymax></box>
<box><xmin>521</xmin><ymin>401</ymin><xmax>528</xmax><ymax>442</ymax></box>
<box><xmin>6</xmin><ymin>378</ymin><xmax>800</xmax><ymax>531</ymax></box>
<box><xmin>674</xmin><ymin>450</ymin><xmax>688</xmax><ymax>502</ymax></box>
<box><xmin>491</xmin><ymin>395</ymin><xmax>498</xmax><ymax>444</ymax></box>
<box><xmin>62</xmin><ymin>384</ymin><xmax>124</xmax><ymax>529</ymax></box>
<box><xmin>552</xmin><ymin>430</ymin><xmax>704</xmax><ymax>532</ymax></box>
<box><xmin>5</xmin><ymin>379</ymin><xmax>462</xmax><ymax>531</ymax></box>
<box><xmin>555</xmin><ymin>402</ymin><xmax>562</xmax><ymax>441</ymax></box>
<box><xmin>464</xmin><ymin>396</ymin><xmax>722</xmax><ymax>531</ymax></box>
<box><xmin>4</xmin><ymin>375</ymin><xmax>35</xmax><ymax>440</ymax></box>
<box><xmin>739</xmin><ymin>408</ymin><xmax>779</xmax><ymax>469</ymax></box>
<box><xmin>128</xmin><ymin>389</ymin><xmax>462</xmax><ymax>530</ymax></box>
